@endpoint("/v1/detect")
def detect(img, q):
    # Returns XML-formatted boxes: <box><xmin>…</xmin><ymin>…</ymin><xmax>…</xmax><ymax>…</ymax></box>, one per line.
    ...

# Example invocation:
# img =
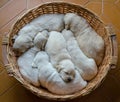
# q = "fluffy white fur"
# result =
<box><xmin>64</xmin><ymin>13</ymin><xmax>104</xmax><ymax>66</ymax></box>
<box><xmin>33</xmin><ymin>51</ymin><xmax>87</xmax><ymax>95</ymax></box>
<box><xmin>64</xmin><ymin>13</ymin><xmax>89</xmax><ymax>34</ymax></box>
<box><xmin>34</xmin><ymin>30</ymin><xmax>49</xmax><ymax>50</ymax></box>
<box><xmin>76</xmin><ymin>27</ymin><xmax>104</xmax><ymax>66</ymax></box>
<box><xmin>30</xmin><ymin>14</ymin><xmax>65</xmax><ymax>32</ymax></box>
<box><xmin>45</xmin><ymin>31</ymin><xmax>71</xmax><ymax>66</ymax></box>
<box><xmin>13</xmin><ymin>14</ymin><xmax>64</xmax><ymax>53</ymax></box>
<box><xmin>62</xmin><ymin>29</ymin><xmax>98</xmax><ymax>81</ymax></box>
<box><xmin>45</xmin><ymin>31</ymin><xmax>76</xmax><ymax>82</ymax></box>
<box><xmin>17</xmin><ymin>47</ymin><xmax>40</xmax><ymax>86</ymax></box>
<box><xmin>13</xmin><ymin>24</ymin><xmax>38</xmax><ymax>53</ymax></box>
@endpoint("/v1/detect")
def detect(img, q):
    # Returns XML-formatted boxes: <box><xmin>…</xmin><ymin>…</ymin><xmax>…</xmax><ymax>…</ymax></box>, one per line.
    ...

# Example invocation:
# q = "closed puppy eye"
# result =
<box><xmin>65</xmin><ymin>72</ymin><xmax>69</xmax><ymax>75</ymax></box>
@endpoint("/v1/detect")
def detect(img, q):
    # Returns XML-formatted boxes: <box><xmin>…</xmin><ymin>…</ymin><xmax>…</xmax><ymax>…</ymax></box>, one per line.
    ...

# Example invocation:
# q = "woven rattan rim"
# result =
<box><xmin>5</xmin><ymin>2</ymin><xmax>114</xmax><ymax>101</ymax></box>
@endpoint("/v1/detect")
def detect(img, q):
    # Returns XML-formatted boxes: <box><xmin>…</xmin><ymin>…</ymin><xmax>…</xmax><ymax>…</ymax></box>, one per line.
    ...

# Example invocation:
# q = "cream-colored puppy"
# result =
<box><xmin>33</xmin><ymin>51</ymin><xmax>87</xmax><ymax>95</ymax></box>
<box><xmin>45</xmin><ymin>31</ymin><xmax>76</xmax><ymax>82</ymax></box>
<box><xmin>62</xmin><ymin>29</ymin><xmax>98</xmax><ymax>81</ymax></box>
<box><xmin>76</xmin><ymin>27</ymin><xmax>104</xmax><ymax>66</ymax></box>
<box><xmin>30</xmin><ymin>14</ymin><xmax>65</xmax><ymax>32</ymax></box>
<box><xmin>13</xmin><ymin>24</ymin><xmax>38</xmax><ymax>53</ymax></box>
<box><xmin>64</xmin><ymin>13</ymin><xmax>104</xmax><ymax>65</ymax></box>
<box><xmin>17</xmin><ymin>47</ymin><xmax>40</xmax><ymax>86</ymax></box>
<box><xmin>34</xmin><ymin>30</ymin><xmax>49</xmax><ymax>50</ymax></box>
<box><xmin>64</xmin><ymin>13</ymin><xmax>89</xmax><ymax>34</ymax></box>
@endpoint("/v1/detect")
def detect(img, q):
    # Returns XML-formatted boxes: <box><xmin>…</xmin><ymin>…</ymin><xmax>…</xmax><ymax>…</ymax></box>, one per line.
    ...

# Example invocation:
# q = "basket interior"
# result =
<box><xmin>7</xmin><ymin>2</ymin><xmax>112</xmax><ymax>101</ymax></box>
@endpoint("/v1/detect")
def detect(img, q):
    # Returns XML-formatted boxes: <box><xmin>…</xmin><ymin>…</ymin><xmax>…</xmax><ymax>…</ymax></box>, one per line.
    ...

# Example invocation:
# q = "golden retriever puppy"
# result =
<box><xmin>30</xmin><ymin>14</ymin><xmax>65</xmax><ymax>32</ymax></box>
<box><xmin>34</xmin><ymin>30</ymin><xmax>49</xmax><ymax>50</ymax></box>
<box><xmin>33</xmin><ymin>51</ymin><xmax>87</xmax><ymax>95</ymax></box>
<box><xmin>13</xmin><ymin>24</ymin><xmax>38</xmax><ymax>54</ymax></box>
<box><xmin>17</xmin><ymin>47</ymin><xmax>40</xmax><ymax>86</ymax></box>
<box><xmin>64</xmin><ymin>13</ymin><xmax>89</xmax><ymax>34</ymax></box>
<box><xmin>62</xmin><ymin>29</ymin><xmax>98</xmax><ymax>81</ymax></box>
<box><xmin>76</xmin><ymin>27</ymin><xmax>104</xmax><ymax>66</ymax></box>
<box><xmin>64</xmin><ymin>13</ymin><xmax>104</xmax><ymax>66</ymax></box>
<box><xmin>45</xmin><ymin>31</ymin><xmax>76</xmax><ymax>82</ymax></box>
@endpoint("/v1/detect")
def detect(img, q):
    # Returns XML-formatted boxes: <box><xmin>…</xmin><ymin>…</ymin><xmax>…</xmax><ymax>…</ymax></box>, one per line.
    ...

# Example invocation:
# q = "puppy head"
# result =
<box><xmin>34</xmin><ymin>32</ymin><xmax>47</xmax><ymax>50</ymax></box>
<box><xmin>56</xmin><ymin>59</ymin><xmax>75</xmax><ymax>83</ymax></box>
<box><xmin>13</xmin><ymin>36</ymin><xmax>33</xmax><ymax>55</ymax></box>
<box><xmin>64</xmin><ymin>13</ymin><xmax>76</xmax><ymax>29</ymax></box>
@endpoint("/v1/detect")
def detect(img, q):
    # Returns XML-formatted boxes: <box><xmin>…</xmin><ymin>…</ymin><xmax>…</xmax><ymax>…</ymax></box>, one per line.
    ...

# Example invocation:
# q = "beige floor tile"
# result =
<box><xmin>0</xmin><ymin>83</ymin><xmax>35</xmax><ymax>102</ymax></box>
<box><xmin>0</xmin><ymin>70</ymin><xmax>17</xmax><ymax>95</ymax></box>
<box><xmin>53</xmin><ymin>0</ymin><xmax>89</xmax><ymax>5</ymax></box>
<box><xmin>100</xmin><ymin>3</ymin><xmax>120</xmax><ymax>44</ymax></box>
<box><xmin>102</xmin><ymin>3</ymin><xmax>120</xmax><ymax>29</ymax></box>
<box><xmin>0</xmin><ymin>36</ymin><xmax>5</xmax><ymax>73</ymax></box>
<box><xmin>115</xmin><ymin>0</ymin><xmax>120</xmax><ymax>11</ymax></box>
<box><xmin>0</xmin><ymin>10</ymin><xmax>27</xmax><ymax>35</ymax></box>
<box><xmin>0</xmin><ymin>0</ymin><xmax>26</xmax><ymax>28</ymax></box>
<box><xmin>0</xmin><ymin>0</ymin><xmax>10</xmax><ymax>8</ymax></box>
<box><xmin>42</xmin><ymin>0</ymin><xmax>52</xmax><ymax>3</ymax></box>
<box><xmin>85</xmin><ymin>2</ymin><xmax>102</xmax><ymax>16</ymax></box>
<box><xmin>89</xmin><ymin>0</ymin><xmax>116</xmax><ymax>3</ymax></box>
<box><xmin>27</xmin><ymin>0</ymin><xmax>43</xmax><ymax>9</ymax></box>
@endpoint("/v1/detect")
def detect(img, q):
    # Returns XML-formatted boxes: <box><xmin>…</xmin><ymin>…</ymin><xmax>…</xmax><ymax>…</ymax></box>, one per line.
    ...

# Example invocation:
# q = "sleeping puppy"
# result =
<box><xmin>62</xmin><ymin>29</ymin><xmax>98</xmax><ymax>81</ymax></box>
<box><xmin>76</xmin><ymin>27</ymin><xmax>105</xmax><ymax>66</ymax></box>
<box><xmin>17</xmin><ymin>47</ymin><xmax>40</xmax><ymax>86</ymax></box>
<box><xmin>64</xmin><ymin>13</ymin><xmax>89</xmax><ymax>35</ymax></box>
<box><xmin>64</xmin><ymin>13</ymin><xmax>104</xmax><ymax>66</ymax></box>
<box><xmin>45</xmin><ymin>31</ymin><xmax>76</xmax><ymax>82</ymax></box>
<box><xmin>13</xmin><ymin>24</ymin><xmax>38</xmax><ymax>54</ymax></box>
<box><xmin>34</xmin><ymin>30</ymin><xmax>49</xmax><ymax>50</ymax></box>
<box><xmin>55</xmin><ymin>59</ymin><xmax>75</xmax><ymax>82</ymax></box>
<box><xmin>32</xmin><ymin>51</ymin><xmax>87</xmax><ymax>95</ymax></box>
<box><xmin>30</xmin><ymin>14</ymin><xmax>65</xmax><ymax>32</ymax></box>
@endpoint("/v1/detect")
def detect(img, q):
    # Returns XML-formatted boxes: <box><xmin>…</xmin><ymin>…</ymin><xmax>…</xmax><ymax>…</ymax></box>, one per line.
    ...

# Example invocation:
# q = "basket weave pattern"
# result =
<box><xmin>4</xmin><ymin>2</ymin><xmax>117</xmax><ymax>101</ymax></box>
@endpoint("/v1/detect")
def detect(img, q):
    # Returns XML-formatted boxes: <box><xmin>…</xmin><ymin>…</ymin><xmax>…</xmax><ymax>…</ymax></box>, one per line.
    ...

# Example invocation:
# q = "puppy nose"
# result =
<box><xmin>67</xmin><ymin>77</ymin><xmax>72</xmax><ymax>82</ymax></box>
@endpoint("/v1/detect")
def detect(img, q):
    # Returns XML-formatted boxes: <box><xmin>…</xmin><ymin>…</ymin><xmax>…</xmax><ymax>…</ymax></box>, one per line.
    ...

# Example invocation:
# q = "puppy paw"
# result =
<box><xmin>32</xmin><ymin>62</ymin><xmax>37</xmax><ymax>68</ymax></box>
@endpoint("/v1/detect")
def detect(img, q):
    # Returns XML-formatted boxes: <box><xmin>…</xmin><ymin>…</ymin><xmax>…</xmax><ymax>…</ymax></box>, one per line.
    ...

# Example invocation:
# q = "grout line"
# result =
<box><xmin>0</xmin><ymin>69</ymin><xmax>5</xmax><ymax>75</ymax></box>
<box><xmin>115</xmin><ymin>0</ymin><xmax>119</xmax><ymax>4</ymax></box>
<box><xmin>0</xmin><ymin>0</ymin><xmax>13</xmax><ymax>11</ymax></box>
<box><xmin>0</xmin><ymin>82</ymin><xmax>19</xmax><ymax>96</ymax></box>
<box><xmin>0</xmin><ymin>8</ymin><xmax>27</xmax><ymax>30</ymax></box>
<box><xmin>101</xmin><ymin>0</ymin><xmax>104</xmax><ymax>15</ymax></box>
<box><xmin>26</xmin><ymin>0</ymin><xmax>28</xmax><ymax>10</ymax></box>
<box><xmin>83</xmin><ymin>0</ymin><xmax>90</xmax><ymax>7</ymax></box>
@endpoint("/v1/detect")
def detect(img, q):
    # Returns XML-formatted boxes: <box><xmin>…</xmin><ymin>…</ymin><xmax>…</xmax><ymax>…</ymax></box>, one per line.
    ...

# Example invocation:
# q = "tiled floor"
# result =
<box><xmin>0</xmin><ymin>0</ymin><xmax>120</xmax><ymax>102</ymax></box>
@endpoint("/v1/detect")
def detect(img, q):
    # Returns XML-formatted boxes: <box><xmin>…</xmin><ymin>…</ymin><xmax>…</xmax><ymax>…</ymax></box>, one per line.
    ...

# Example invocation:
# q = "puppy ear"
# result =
<box><xmin>55</xmin><ymin>65</ymin><xmax>62</xmax><ymax>72</ymax></box>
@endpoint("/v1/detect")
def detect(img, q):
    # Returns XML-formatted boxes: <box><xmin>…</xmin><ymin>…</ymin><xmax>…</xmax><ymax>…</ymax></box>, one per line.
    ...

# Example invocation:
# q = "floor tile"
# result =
<box><xmin>100</xmin><ymin>3</ymin><xmax>120</xmax><ymax>44</ymax></box>
<box><xmin>85</xmin><ymin>2</ymin><xmax>102</xmax><ymax>16</ymax></box>
<box><xmin>0</xmin><ymin>35</ymin><xmax>5</xmax><ymax>73</ymax></box>
<box><xmin>102</xmin><ymin>3</ymin><xmax>120</xmax><ymax>29</ymax></box>
<box><xmin>89</xmin><ymin>0</ymin><xmax>116</xmax><ymax>3</ymax></box>
<box><xmin>0</xmin><ymin>83</ymin><xmax>35</xmax><ymax>102</ymax></box>
<box><xmin>0</xmin><ymin>0</ymin><xmax>26</xmax><ymax>28</ymax></box>
<box><xmin>27</xmin><ymin>0</ymin><xmax>43</xmax><ymax>9</ymax></box>
<box><xmin>115</xmin><ymin>0</ymin><xmax>120</xmax><ymax>11</ymax></box>
<box><xmin>53</xmin><ymin>0</ymin><xmax>89</xmax><ymax>5</ymax></box>
<box><xmin>0</xmin><ymin>70</ymin><xmax>17</xmax><ymax>95</ymax></box>
<box><xmin>41</xmin><ymin>0</ymin><xmax>52</xmax><ymax>3</ymax></box>
<box><xmin>0</xmin><ymin>9</ymin><xmax>27</xmax><ymax>36</ymax></box>
<box><xmin>0</xmin><ymin>0</ymin><xmax>10</xmax><ymax>8</ymax></box>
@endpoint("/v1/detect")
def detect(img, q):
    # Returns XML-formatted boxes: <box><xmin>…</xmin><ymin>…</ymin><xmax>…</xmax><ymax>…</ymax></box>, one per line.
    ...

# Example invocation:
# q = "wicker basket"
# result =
<box><xmin>2</xmin><ymin>2</ymin><xmax>118</xmax><ymax>101</ymax></box>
